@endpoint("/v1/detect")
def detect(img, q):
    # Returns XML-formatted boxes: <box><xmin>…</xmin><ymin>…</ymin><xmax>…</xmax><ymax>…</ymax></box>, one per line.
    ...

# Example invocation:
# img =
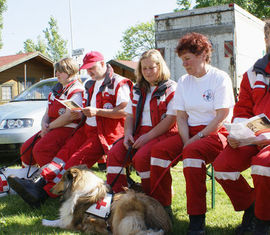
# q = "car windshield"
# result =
<box><xmin>12</xmin><ymin>80</ymin><xmax>57</xmax><ymax>102</ymax></box>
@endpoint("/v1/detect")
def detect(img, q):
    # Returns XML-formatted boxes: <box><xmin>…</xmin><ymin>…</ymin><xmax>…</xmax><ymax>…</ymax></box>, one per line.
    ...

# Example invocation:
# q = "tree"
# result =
<box><xmin>43</xmin><ymin>16</ymin><xmax>68</xmax><ymax>62</ymax></box>
<box><xmin>174</xmin><ymin>0</ymin><xmax>191</xmax><ymax>11</ymax></box>
<box><xmin>0</xmin><ymin>0</ymin><xmax>7</xmax><ymax>49</ymax></box>
<box><xmin>115</xmin><ymin>20</ymin><xmax>155</xmax><ymax>61</ymax></box>
<box><xmin>23</xmin><ymin>16</ymin><xmax>68</xmax><ymax>61</ymax></box>
<box><xmin>175</xmin><ymin>0</ymin><xmax>270</xmax><ymax>19</ymax></box>
<box><xmin>23</xmin><ymin>36</ymin><xmax>47</xmax><ymax>55</ymax></box>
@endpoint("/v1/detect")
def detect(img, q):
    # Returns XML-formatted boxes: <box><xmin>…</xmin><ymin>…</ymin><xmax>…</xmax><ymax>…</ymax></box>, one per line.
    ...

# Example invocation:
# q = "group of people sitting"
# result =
<box><xmin>4</xmin><ymin>26</ymin><xmax>270</xmax><ymax>235</ymax></box>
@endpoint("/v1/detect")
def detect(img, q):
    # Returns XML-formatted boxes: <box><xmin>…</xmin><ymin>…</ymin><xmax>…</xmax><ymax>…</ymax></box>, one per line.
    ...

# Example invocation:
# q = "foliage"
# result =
<box><xmin>23</xmin><ymin>36</ymin><xmax>47</xmax><ymax>55</ymax></box>
<box><xmin>174</xmin><ymin>0</ymin><xmax>191</xmax><ymax>11</ymax></box>
<box><xmin>0</xmin><ymin>0</ymin><xmax>7</xmax><ymax>49</ymax></box>
<box><xmin>43</xmin><ymin>16</ymin><xmax>68</xmax><ymax>62</ymax></box>
<box><xmin>175</xmin><ymin>0</ymin><xmax>270</xmax><ymax>19</ymax></box>
<box><xmin>0</xmin><ymin>162</ymin><xmax>252</xmax><ymax>234</ymax></box>
<box><xmin>115</xmin><ymin>20</ymin><xmax>155</xmax><ymax>61</ymax></box>
<box><xmin>23</xmin><ymin>16</ymin><xmax>68</xmax><ymax>62</ymax></box>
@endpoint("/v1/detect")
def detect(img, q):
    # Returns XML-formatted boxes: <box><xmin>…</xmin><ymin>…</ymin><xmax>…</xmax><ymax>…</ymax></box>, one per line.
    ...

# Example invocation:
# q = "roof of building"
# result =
<box><xmin>0</xmin><ymin>52</ymin><xmax>54</xmax><ymax>72</ymax></box>
<box><xmin>108</xmin><ymin>59</ymin><xmax>138</xmax><ymax>72</ymax></box>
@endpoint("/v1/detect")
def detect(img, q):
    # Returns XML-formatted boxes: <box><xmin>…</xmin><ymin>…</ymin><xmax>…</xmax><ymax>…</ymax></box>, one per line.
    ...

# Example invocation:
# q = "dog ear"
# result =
<box><xmin>67</xmin><ymin>168</ymin><xmax>79</xmax><ymax>180</ymax></box>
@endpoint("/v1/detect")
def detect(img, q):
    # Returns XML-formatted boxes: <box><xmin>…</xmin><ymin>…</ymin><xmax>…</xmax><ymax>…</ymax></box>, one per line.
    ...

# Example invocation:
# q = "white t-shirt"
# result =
<box><xmin>126</xmin><ymin>86</ymin><xmax>175</xmax><ymax>126</ymax></box>
<box><xmin>86</xmin><ymin>79</ymin><xmax>130</xmax><ymax>127</ymax></box>
<box><xmin>173</xmin><ymin>66</ymin><xmax>235</xmax><ymax>126</ymax></box>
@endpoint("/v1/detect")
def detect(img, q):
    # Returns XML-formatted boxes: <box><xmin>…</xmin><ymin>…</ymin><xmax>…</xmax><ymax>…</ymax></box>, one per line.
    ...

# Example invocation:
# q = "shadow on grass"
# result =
<box><xmin>0</xmin><ymin>194</ymin><xmax>60</xmax><ymax>216</ymax></box>
<box><xmin>172</xmin><ymin>213</ymin><xmax>237</xmax><ymax>235</ymax></box>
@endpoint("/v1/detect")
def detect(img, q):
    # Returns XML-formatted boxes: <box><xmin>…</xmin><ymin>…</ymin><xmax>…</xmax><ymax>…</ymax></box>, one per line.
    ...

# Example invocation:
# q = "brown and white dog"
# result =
<box><xmin>42</xmin><ymin>165</ymin><xmax>172</xmax><ymax>235</ymax></box>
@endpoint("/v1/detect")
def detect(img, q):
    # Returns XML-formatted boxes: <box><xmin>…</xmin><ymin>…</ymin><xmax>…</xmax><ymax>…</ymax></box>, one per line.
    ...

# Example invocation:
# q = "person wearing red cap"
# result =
<box><xmin>8</xmin><ymin>51</ymin><xmax>132</xmax><ymax>208</ymax></box>
<box><xmin>213</xmin><ymin>21</ymin><xmax>270</xmax><ymax>235</ymax></box>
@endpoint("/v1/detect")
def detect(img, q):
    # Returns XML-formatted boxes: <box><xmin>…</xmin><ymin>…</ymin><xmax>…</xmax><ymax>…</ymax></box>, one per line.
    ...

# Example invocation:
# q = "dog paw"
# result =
<box><xmin>42</xmin><ymin>219</ymin><xmax>61</xmax><ymax>227</ymax></box>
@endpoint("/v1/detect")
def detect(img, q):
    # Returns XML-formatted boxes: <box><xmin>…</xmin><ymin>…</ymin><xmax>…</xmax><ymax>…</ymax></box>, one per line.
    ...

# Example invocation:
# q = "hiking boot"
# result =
<box><xmin>164</xmin><ymin>205</ymin><xmax>174</xmax><ymax>223</ymax></box>
<box><xmin>7</xmin><ymin>175</ymin><xmax>48</xmax><ymax>208</ymax></box>
<box><xmin>253</xmin><ymin>218</ymin><xmax>270</xmax><ymax>235</ymax></box>
<box><xmin>127</xmin><ymin>174</ymin><xmax>143</xmax><ymax>192</ymax></box>
<box><xmin>187</xmin><ymin>214</ymin><xmax>205</xmax><ymax>235</ymax></box>
<box><xmin>98</xmin><ymin>163</ymin><xmax>107</xmax><ymax>172</ymax></box>
<box><xmin>236</xmin><ymin>203</ymin><xmax>256</xmax><ymax>235</ymax></box>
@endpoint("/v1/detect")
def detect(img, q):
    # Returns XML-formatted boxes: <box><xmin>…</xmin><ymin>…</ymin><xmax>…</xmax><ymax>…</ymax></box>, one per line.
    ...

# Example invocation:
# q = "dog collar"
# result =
<box><xmin>85</xmin><ymin>193</ymin><xmax>112</xmax><ymax>219</ymax></box>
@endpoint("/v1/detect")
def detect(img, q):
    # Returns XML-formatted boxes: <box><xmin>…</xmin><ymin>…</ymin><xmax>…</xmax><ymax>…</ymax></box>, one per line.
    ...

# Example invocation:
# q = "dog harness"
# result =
<box><xmin>85</xmin><ymin>193</ymin><xmax>113</xmax><ymax>219</ymax></box>
<box><xmin>85</xmin><ymin>193</ymin><xmax>113</xmax><ymax>232</ymax></box>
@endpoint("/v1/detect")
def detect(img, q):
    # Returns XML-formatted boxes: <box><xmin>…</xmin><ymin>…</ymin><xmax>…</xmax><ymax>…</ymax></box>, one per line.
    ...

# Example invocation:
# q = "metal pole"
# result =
<box><xmin>69</xmin><ymin>0</ymin><xmax>74</xmax><ymax>55</ymax></box>
<box><xmin>24</xmin><ymin>64</ymin><xmax>27</xmax><ymax>89</ymax></box>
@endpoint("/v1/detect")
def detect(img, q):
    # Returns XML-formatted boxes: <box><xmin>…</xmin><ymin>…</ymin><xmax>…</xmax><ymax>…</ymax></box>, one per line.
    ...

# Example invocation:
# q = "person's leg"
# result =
<box><xmin>214</xmin><ymin>145</ymin><xmax>258</xmax><ymax>234</ymax></box>
<box><xmin>33</xmin><ymin>127</ymin><xmax>74</xmax><ymax>167</ymax></box>
<box><xmin>49</xmin><ymin>130</ymin><xmax>105</xmax><ymax>190</ymax></box>
<box><xmin>251</xmin><ymin>146</ymin><xmax>270</xmax><ymax>233</ymax></box>
<box><xmin>40</xmin><ymin>126</ymin><xmax>87</xmax><ymax>183</ymax></box>
<box><xmin>183</xmin><ymin>135</ymin><xmax>225</xmax><ymax>234</ymax></box>
<box><xmin>106</xmin><ymin>139</ymin><xmax>131</xmax><ymax>193</ymax></box>
<box><xmin>20</xmin><ymin>132</ymin><xmax>41</xmax><ymax>167</ymax></box>
<box><xmin>214</xmin><ymin>145</ymin><xmax>258</xmax><ymax>210</ymax></box>
<box><xmin>132</xmin><ymin>138</ymin><xmax>160</xmax><ymax>195</ymax></box>
<box><xmin>150</xmin><ymin>134</ymin><xmax>183</xmax><ymax>206</ymax></box>
<box><xmin>7</xmin><ymin>126</ymin><xmax>87</xmax><ymax>207</ymax></box>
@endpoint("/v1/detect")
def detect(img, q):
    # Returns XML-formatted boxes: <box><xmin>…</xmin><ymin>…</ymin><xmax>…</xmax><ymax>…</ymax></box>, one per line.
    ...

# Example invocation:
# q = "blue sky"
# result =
<box><xmin>1</xmin><ymin>0</ymin><xmax>179</xmax><ymax>61</ymax></box>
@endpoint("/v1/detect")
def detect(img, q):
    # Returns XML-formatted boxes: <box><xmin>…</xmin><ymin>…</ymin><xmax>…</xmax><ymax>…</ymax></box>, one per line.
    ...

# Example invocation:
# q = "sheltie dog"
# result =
<box><xmin>42</xmin><ymin>165</ymin><xmax>172</xmax><ymax>235</ymax></box>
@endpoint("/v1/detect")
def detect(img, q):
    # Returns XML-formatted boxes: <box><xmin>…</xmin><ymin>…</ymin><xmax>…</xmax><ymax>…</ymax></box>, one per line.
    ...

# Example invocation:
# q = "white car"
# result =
<box><xmin>0</xmin><ymin>77</ymin><xmax>87</xmax><ymax>157</ymax></box>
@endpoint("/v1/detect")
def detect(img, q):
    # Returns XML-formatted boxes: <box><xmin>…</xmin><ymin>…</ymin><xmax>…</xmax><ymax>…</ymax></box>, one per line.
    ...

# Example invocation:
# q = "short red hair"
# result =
<box><xmin>175</xmin><ymin>32</ymin><xmax>212</xmax><ymax>63</ymax></box>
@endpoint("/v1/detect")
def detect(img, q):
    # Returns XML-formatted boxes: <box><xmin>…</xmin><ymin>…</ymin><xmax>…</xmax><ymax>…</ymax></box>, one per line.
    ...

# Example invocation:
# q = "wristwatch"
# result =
<box><xmin>197</xmin><ymin>132</ymin><xmax>204</xmax><ymax>138</ymax></box>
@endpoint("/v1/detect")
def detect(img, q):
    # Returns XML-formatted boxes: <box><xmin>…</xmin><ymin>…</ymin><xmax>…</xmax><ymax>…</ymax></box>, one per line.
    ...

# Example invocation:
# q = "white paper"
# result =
<box><xmin>224</xmin><ymin>114</ymin><xmax>270</xmax><ymax>146</ymax></box>
<box><xmin>56</xmin><ymin>98</ymin><xmax>82</xmax><ymax>111</ymax></box>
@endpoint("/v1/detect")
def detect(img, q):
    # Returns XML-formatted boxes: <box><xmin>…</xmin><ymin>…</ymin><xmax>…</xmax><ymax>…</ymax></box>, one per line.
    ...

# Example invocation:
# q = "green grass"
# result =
<box><xmin>0</xmin><ymin>163</ymin><xmax>253</xmax><ymax>235</ymax></box>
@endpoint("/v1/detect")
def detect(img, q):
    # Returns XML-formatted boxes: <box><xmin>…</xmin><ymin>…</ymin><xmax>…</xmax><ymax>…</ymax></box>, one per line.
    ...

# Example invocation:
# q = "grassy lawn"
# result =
<box><xmin>0</xmin><ymin>163</ymin><xmax>252</xmax><ymax>235</ymax></box>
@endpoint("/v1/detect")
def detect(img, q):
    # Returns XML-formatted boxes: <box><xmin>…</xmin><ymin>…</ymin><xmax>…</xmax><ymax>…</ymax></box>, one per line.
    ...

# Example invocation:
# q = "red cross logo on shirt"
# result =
<box><xmin>96</xmin><ymin>199</ymin><xmax>107</xmax><ymax>210</ymax></box>
<box><xmin>0</xmin><ymin>178</ymin><xmax>7</xmax><ymax>192</ymax></box>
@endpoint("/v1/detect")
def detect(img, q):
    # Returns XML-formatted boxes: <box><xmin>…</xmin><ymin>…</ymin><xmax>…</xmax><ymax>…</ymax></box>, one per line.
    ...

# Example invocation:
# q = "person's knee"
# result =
<box><xmin>151</xmin><ymin>144</ymin><xmax>167</xmax><ymax>157</ymax></box>
<box><xmin>182</xmin><ymin>144</ymin><xmax>199</xmax><ymax>159</ymax></box>
<box><xmin>212</xmin><ymin>153</ymin><xmax>226</xmax><ymax>171</ymax></box>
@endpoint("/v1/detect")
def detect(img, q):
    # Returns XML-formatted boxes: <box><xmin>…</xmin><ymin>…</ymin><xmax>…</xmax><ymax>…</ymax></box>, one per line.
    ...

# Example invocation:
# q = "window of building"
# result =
<box><xmin>2</xmin><ymin>86</ymin><xmax>12</xmax><ymax>100</ymax></box>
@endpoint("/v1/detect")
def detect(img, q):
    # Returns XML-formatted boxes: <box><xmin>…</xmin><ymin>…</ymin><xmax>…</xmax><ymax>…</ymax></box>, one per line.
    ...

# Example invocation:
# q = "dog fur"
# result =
<box><xmin>42</xmin><ymin>165</ymin><xmax>172</xmax><ymax>235</ymax></box>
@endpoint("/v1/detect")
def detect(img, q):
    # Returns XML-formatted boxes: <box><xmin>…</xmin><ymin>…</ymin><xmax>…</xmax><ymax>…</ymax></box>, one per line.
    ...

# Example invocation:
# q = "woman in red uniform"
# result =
<box><xmin>20</xmin><ymin>57</ymin><xmax>84</xmax><ymax>170</ymax></box>
<box><xmin>149</xmin><ymin>33</ymin><xmax>235</xmax><ymax>234</ymax></box>
<box><xmin>106</xmin><ymin>49</ymin><xmax>177</xmax><ymax>195</ymax></box>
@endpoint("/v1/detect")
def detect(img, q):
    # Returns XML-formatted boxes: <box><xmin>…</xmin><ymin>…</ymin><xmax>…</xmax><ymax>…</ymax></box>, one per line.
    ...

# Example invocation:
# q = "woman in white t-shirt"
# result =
<box><xmin>149</xmin><ymin>32</ymin><xmax>235</xmax><ymax>234</ymax></box>
<box><xmin>106</xmin><ymin>49</ymin><xmax>178</xmax><ymax>203</ymax></box>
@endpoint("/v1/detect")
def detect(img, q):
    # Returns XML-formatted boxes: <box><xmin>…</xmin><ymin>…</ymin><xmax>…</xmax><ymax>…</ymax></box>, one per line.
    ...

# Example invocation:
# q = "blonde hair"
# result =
<box><xmin>264</xmin><ymin>19</ymin><xmax>270</xmax><ymax>53</ymax></box>
<box><xmin>135</xmin><ymin>49</ymin><xmax>170</xmax><ymax>92</ymax></box>
<box><xmin>54</xmin><ymin>57</ymin><xmax>79</xmax><ymax>78</ymax></box>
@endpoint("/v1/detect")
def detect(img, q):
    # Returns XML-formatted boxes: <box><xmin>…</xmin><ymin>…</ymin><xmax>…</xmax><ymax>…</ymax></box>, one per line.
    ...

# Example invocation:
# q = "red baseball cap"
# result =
<box><xmin>80</xmin><ymin>51</ymin><xmax>104</xmax><ymax>70</ymax></box>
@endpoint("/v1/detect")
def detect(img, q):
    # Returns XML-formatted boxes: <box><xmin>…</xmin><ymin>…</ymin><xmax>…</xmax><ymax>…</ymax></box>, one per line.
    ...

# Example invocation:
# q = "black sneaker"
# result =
<box><xmin>253</xmin><ymin>218</ymin><xmax>270</xmax><ymax>235</ymax></box>
<box><xmin>7</xmin><ymin>175</ymin><xmax>48</xmax><ymax>208</ymax></box>
<box><xmin>235</xmin><ymin>203</ymin><xmax>256</xmax><ymax>235</ymax></box>
<box><xmin>164</xmin><ymin>205</ymin><xmax>174</xmax><ymax>223</ymax></box>
<box><xmin>98</xmin><ymin>163</ymin><xmax>107</xmax><ymax>172</ymax></box>
<box><xmin>187</xmin><ymin>214</ymin><xmax>206</xmax><ymax>235</ymax></box>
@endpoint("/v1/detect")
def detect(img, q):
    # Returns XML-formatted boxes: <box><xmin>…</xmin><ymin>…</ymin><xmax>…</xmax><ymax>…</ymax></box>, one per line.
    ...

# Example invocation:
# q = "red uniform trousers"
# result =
<box><xmin>42</xmin><ymin>124</ymin><xmax>105</xmax><ymax>197</ymax></box>
<box><xmin>150</xmin><ymin>134</ymin><xmax>183</xmax><ymax>207</ymax></box>
<box><xmin>106</xmin><ymin>126</ymin><xmax>175</xmax><ymax>194</ymax></box>
<box><xmin>20</xmin><ymin>127</ymin><xmax>74</xmax><ymax>167</ymax></box>
<box><xmin>150</xmin><ymin>126</ymin><xmax>227</xmax><ymax>215</ymax></box>
<box><xmin>213</xmin><ymin>144</ymin><xmax>270</xmax><ymax>220</ymax></box>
